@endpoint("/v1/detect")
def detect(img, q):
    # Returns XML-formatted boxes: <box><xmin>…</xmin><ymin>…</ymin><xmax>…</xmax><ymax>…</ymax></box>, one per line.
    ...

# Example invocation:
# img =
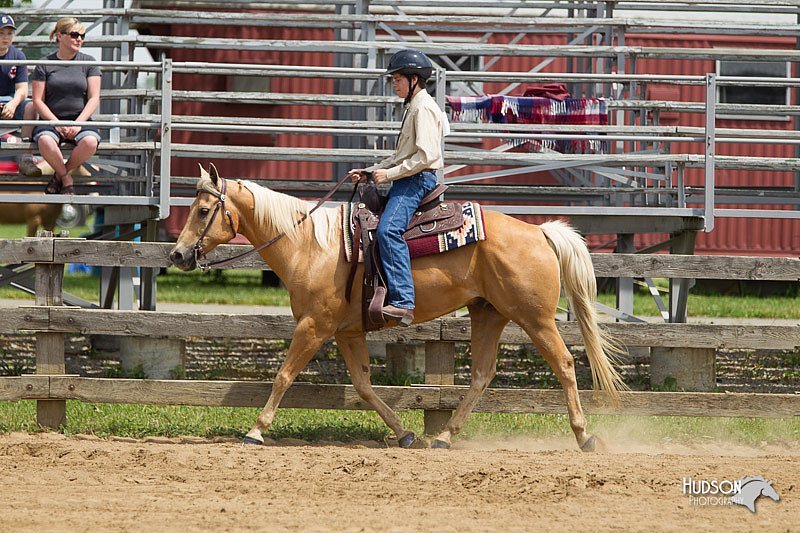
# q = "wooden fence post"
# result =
<box><xmin>35</xmin><ymin>260</ymin><xmax>66</xmax><ymax>427</ymax></box>
<box><xmin>424</xmin><ymin>341</ymin><xmax>454</xmax><ymax>436</ymax></box>
<box><xmin>386</xmin><ymin>343</ymin><xmax>425</xmax><ymax>382</ymax></box>
<box><xmin>650</xmin><ymin>347</ymin><xmax>716</xmax><ymax>391</ymax></box>
<box><xmin>119</xmin><ymin>337</ymin><xmax>186</xmax><ymax>379</ymax></box>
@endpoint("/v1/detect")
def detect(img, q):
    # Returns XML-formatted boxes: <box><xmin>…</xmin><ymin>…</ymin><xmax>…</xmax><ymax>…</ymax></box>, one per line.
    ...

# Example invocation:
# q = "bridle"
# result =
<box><xmin>192</xmin><ymin>172</ymin><xmax>354</xmax><ymax>271</ymax></box>
<box><xmin>192</xmin><ymin>176</ymin><xmax>238</xmax><ymax>270</ymax></box>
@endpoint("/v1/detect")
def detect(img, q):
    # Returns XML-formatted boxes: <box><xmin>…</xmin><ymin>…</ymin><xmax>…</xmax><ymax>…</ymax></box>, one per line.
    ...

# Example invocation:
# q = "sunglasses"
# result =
<box><xmin>62</xmin><ymin>31</ymin><xmax>86</xmax><ymax>40</ymax></box>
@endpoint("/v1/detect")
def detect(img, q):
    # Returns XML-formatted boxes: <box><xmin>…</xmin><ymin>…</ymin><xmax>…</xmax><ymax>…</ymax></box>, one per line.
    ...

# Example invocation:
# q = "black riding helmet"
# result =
<box><xmin>386</xmin><ymin>49</ymin><xmax>434</xmax><ymax>104</ymax></box>
<box><xmin>385</xmin><ymin>49</ymin><xmax>434</xmax><ymax>81</ymax></box>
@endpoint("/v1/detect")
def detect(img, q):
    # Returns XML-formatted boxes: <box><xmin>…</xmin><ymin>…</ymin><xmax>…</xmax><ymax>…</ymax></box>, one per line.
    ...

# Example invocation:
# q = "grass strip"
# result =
<box><xmin>1</xmin><ymin>401</ymin><xmax>798</xmax><ymax>447</ymax></box>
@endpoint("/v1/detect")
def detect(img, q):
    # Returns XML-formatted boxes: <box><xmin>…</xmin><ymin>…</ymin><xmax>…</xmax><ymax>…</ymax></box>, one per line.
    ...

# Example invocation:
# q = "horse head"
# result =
<box><xmin>169</xmin><ymin>163</ymin><xmax>241</xmax><ymax>271</ymax></box>
<box><xmin>760</xmin><ymin>480</ymin><xmax>780</xmax><ymax>502</ymax></box>
<box><xmin>731</xmin><ymin>476</ymin><xmax>781</xmax><ymax>512</ymax></box>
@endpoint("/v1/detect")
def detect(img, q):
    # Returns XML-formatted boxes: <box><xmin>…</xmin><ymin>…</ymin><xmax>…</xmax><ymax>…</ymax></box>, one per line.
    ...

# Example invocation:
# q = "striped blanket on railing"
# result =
<box><xmin>446</xmin><ymin>95</ymin><xmax>608</xmax><ymax>153</ymax></box>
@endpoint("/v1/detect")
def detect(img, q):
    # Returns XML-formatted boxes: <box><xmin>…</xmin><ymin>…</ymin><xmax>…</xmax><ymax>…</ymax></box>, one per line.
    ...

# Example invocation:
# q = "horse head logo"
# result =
<box><xmin>730</xmin><ymin>476</ymin><xmax>780</xmax><ymax>513</ymax></box>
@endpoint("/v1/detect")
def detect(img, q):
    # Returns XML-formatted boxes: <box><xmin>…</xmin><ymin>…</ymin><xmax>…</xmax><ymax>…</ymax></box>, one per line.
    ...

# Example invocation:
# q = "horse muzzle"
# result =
<box><xmin>168</xmin><ymin>245</ymin><xmax>198</xmax><ymax>271</ymax></box>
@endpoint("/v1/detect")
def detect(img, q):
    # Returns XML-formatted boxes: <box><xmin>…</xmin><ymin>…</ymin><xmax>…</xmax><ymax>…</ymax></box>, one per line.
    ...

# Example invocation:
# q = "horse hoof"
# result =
<box><xmin>242</xmin><ymin>436</ymin><xmax>263</xmax><ymax>446</ymax></box>
<box><xmin>398</xmin><ymin>432</ymin><xmax>416</xmax><ymax>449</ymax></box>
<box><xmin>431</xmin><ymin>439</ymin><xmax>451</xmax><ymax>449</ymax></box>
<box><xmin>579</xmin><ymin>435</ymin><xmax>596</xmax><ymax>452</ymax></box>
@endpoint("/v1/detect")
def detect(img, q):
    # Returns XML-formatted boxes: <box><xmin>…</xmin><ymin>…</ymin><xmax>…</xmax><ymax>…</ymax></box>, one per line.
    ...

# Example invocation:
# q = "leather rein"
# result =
<box><xmin>193</xmin><ymin>173</ymin><xmax>353</xmax><ymax>271</ymax></box>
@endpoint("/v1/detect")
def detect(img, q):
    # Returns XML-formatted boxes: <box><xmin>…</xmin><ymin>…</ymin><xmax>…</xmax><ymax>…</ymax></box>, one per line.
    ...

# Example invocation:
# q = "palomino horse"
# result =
<box><xmin>169</xmin><ymin>165</ymin><xmax>626</xmax><ymax>450</ymax></box>
<box><xmin>0</xmin><ymin>202</ymin><xmax>62</xmax><ymax>237</ymax></box>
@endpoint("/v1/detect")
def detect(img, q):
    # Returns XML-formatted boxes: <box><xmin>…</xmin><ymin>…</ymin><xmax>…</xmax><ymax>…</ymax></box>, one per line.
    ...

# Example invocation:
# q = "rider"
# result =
<box><xmin>348</xmin><ymin>49</ymin><xmax>444</xmax><ymax>327</ymax></box>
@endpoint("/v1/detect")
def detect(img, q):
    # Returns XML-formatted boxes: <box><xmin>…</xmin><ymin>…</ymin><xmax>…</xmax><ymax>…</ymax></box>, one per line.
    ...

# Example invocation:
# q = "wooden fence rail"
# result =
<box><xmin>2</xmin><ymin>238</ymin><xmax>798</xmax><ymax>277</ymax></box>
<box><xmin>1</xmin><ymin>377</ymin><xmax>798</xmax><ymax>419</ymax></box>
<box><xmin>1</xmin><ymin>310</ymin><xmax>799</xmax><ymax>351</ymax></box>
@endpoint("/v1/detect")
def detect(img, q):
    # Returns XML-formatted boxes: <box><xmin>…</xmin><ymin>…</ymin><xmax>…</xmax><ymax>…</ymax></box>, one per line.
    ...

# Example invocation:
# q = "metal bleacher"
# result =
<box><xmin>0</xmin><ymin>0</ymin><xmax>797</xmax><ymax>320</ymax></box>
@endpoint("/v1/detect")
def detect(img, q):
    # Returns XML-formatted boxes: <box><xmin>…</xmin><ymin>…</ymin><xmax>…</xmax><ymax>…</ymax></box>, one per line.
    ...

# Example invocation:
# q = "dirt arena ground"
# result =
<box><xmin>1</xmin><ymin>432</ymin><xmax>797</xmax><ymax>532</ymax></box>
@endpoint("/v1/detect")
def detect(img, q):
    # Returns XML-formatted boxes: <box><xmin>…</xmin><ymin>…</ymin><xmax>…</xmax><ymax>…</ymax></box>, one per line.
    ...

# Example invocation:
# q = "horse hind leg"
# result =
<box><xmin>431</xmin><ymin>302</ymin><xmax>508</xmax><ymax>449</ymax></box>
<box><xmin>519</xmin><ymin>318</ymin><xmax>596</xmax><ymax>451</ymax></box>
<box><xmin>336</xmin><ymin>333</ymin><xmax>416</xmax><ymax>448</ymax></box>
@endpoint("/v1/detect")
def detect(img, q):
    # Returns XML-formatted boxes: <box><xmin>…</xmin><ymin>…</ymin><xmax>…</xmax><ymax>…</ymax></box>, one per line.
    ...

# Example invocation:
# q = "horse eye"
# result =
<box><xmin>199</xmin><ymin>207</ymin><xmax>210</xmax><ymax>217</ymax></box>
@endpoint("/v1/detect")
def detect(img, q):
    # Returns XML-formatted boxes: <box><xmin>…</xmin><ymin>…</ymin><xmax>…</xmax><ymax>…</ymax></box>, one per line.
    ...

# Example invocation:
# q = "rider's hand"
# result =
<box><xmin>348</xmin><ymin>168</ymin><xmax>366</xmax><ymax>183</ymax></box>
<box><xmin>372</xmin><ymin>169</ymin><xmax>389</xmax><ymax>185</ymax></box>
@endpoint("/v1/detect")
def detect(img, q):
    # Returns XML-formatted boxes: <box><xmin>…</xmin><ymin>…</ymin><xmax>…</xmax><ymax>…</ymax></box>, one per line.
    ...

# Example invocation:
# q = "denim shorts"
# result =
<box><xmin>0</xmin><ymin>96</ymin><xmax>30</xmax><ymax>120</ymax></box>
<box><xmin>33</xmin><ymin>123</ymin><xmax>101</xmax><ymax>145</ymax></box>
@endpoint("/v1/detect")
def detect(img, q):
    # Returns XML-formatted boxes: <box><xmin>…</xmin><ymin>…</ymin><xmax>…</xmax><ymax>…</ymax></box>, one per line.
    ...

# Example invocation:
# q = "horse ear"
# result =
<box><xmin>199</xmin><ymin>163</ymin><xmax>209</xmax><ymax>179</ymax></box>
<box><xmin>209</xmin><ymin>162</ymin><xmax>220</xmax><ymax>184</ymax></box>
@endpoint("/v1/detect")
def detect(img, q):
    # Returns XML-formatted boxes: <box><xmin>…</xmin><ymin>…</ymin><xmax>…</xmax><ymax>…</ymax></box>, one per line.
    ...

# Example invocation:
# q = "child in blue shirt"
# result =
<box><xmin>0</xmin><ymin>14</ymin><xmax>34</xmax><ymax>138</ymax></box>
<box><xmin>0</xmin><ymin>13</ymin><xmax>39</xmax><ymax>176</ymax></box>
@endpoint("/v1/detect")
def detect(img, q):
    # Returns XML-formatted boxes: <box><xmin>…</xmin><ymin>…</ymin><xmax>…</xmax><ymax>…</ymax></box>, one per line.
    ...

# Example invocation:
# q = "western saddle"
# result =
<box><xmin>346</xmin><ymin>181</ymin><xmax>464</xmax><ymax>330</ymax></box>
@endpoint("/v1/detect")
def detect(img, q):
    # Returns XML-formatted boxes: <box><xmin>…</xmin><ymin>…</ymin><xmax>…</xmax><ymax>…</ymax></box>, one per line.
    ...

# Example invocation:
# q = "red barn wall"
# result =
<box><xmin>624</xmin><ymin>33</ymin><xmax>799</xmax><ymax>257</ymax></box>
<box><xmin>149</xmin><ymin>15</ymin><xmax>336</xmax><ymax>182</ymax></box>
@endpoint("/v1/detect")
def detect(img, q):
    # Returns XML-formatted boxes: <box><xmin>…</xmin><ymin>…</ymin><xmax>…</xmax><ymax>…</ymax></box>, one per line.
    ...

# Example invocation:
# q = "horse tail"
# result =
<box><xmin>539</xmin><ymin>220</ymin><xmax>628</xmax><ymax>406</ymax></box>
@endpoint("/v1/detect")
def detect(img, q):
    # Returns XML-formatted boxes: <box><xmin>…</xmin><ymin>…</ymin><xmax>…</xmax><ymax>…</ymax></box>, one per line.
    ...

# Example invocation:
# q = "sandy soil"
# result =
<box><xmin>0</xmin><ymin>432</ymin><xmax>797</xmax><ymax>533</ymax></box>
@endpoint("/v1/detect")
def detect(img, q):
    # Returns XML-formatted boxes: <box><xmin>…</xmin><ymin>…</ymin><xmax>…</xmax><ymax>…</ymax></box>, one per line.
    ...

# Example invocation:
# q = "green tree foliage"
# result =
<box><xmin>1</xmin><ymin>1</ymin><xmax>32</xmax><ymax>8</ymax></box>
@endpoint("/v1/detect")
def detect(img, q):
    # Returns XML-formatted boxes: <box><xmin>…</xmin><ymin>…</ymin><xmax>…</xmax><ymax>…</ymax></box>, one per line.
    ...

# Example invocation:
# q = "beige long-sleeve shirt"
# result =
<box><xmin>367</xmin><ymin>88</ymin><xmax>443</xmax><ymax>181</ymax></box>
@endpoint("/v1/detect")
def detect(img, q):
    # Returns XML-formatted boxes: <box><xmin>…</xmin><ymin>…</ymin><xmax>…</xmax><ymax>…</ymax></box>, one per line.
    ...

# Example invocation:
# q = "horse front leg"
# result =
<box><xmin>243</xmin><ymin>316</ymin><xmax>330</xmax><ymax>445</ymax></box>
<box><xmin>335</xmin><ymin>333</ymin><xmax>416</xmax><ymax>448</ymax></box>
<box><xmin>431</xmin><ymin>304</ymin><xmax>509</xmax><ymax>449</ymax></box>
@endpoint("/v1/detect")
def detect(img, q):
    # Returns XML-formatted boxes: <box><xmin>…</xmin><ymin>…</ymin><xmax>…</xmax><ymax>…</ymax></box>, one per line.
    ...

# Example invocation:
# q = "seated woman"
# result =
<box><xmin>31</xmin><ymin>17</ymin><xmax>101</xmax><ymax>194</ymax></box>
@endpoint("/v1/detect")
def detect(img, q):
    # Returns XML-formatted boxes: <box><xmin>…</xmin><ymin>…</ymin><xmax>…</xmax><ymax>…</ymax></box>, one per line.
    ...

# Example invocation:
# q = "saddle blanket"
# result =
<box><xmin>341</xmin><ymin>201</ymin><xmax>487</xmax><ymax>263</ymax></box>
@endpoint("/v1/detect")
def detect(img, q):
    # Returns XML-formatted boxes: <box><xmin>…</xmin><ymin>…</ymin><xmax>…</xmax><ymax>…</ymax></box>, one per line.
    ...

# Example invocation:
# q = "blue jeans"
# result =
<box><xmin>33</xmin><ymin>124</ymin><xmax>102</xmax><ymax>145</ymax></box>
<box><xmin>377</xmin><ymin>170</ymin><xmax>438</xmax><ymax>309</ymax></box>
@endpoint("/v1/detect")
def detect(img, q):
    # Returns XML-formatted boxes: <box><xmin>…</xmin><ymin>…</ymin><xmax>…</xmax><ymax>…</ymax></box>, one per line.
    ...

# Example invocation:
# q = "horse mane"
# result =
<box><xmin>739</xmin><ymin>476</ymin><xmax>768</xmax><ymax>487</ymax></box>
<box><xmin>240</xmin><ymin>180</ymin><xmax>339</xmax><ymax>249</ymax></box>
